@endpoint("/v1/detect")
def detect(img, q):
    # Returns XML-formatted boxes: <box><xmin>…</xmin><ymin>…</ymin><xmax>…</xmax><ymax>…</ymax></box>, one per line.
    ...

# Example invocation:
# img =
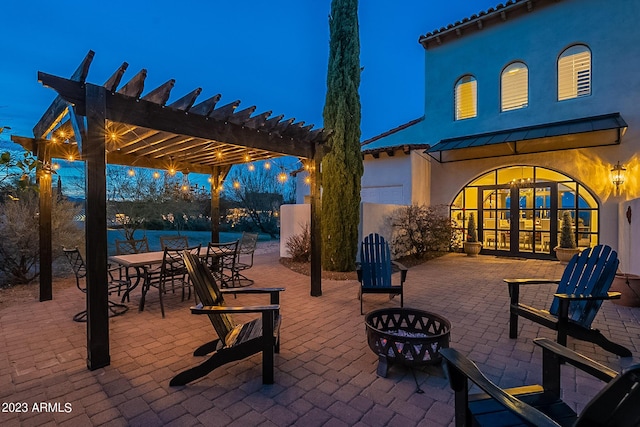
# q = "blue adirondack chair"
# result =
<box><xmin>505</xmin><ymin>244</ymin><xmax>631</xmax><ymax>357</ymax></box>
<box><xmin>357</xmin><ymin>233</ymin><xmax>406</xmax><ymax>315</ymax></box>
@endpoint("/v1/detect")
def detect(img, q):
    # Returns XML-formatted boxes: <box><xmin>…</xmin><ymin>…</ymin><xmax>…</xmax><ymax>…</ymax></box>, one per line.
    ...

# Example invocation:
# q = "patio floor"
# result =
<box><xmin>1</xmin><ymin>249</ymin><xmax>639</xmax><ymax>426</ymax></box>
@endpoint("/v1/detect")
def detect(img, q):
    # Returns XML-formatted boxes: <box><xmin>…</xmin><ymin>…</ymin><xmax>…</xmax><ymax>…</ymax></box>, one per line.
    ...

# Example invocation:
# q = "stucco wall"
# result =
<box><xmin>279</xmin><ymin>203</ymin><xmax>310</xmax><ymax>258</ymax></box>
<box><xmin>421</xmin><ymin>0</ymin><xmax>640</xmax><ymax>254</ymax></box>
<box><xmin>619</xmin><ymin>198</ymin><xmax>640</xmax><ymax>275</ymax></box>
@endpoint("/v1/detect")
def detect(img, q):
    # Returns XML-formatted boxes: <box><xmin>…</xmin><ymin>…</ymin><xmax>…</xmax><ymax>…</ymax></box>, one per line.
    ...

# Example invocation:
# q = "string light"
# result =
<box><xmin>233</xmin><ymin>180</ymin><xmax>241</xmax><ymax>189</ymax></box>
<box><xmin>127</xmin><ymin>168</ymin><xmax>135</xmax><ymax>177</ymax></box>
<box><xmin>52</xmin><ymin>163</ymin><xmax>60</xmax><ymax>171</ymax></box>
<box><xmin>153</xmin><ymin>171</ymin><xmax>161</xmax><ymax>179</ymax></box>
<box><xmin>168</xmin><ymin>167</ymin><xmax>177</xmax><ymax>176</ymax></box>
<box><xmin>264</xmin><ymin>161</ymin><xmax>271</xmax><ymax>170</ymax></box>
<box><xmin>247</xmin><ymin>163</ymin><xmax>255</xmax><ymax>172</ymax></box>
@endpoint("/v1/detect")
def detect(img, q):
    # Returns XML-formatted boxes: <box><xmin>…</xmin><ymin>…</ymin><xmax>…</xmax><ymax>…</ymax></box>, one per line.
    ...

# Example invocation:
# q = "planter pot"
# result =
<box><xmin>554</xmin><ymin>246</ymin><xmax>581</xmax><ymax>265</ymax></box>
<box><xmin>610</xmin><ymin>273</ymin><xmax>640</xmax><ymax>307</ymax></box>
<box><xmin>463</xmin><ymin>241</ymin><xmax>482</xmax><ymax>257</ymax></box>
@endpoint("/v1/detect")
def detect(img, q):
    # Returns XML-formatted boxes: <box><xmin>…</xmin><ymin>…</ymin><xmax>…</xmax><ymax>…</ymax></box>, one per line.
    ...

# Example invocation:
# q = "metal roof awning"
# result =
<box><xmin>425</xmin><ymin>113</ymin><xmax>628</xmax><ymax>163</ymax></box>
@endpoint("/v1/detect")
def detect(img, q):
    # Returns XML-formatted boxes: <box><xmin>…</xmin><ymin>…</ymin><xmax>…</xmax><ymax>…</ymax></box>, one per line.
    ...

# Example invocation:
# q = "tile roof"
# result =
<box><xmin>419</xmin><ymin>0</ymin><xmax>545</xmax><ymax>49</ymax></box>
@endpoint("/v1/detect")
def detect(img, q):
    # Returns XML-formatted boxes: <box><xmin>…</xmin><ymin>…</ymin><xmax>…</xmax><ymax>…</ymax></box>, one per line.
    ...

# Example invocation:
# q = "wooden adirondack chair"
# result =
<box><xmin>170</xmin><ymin>251</ymin><xmax>283</xmax><ymax>386</ymax></box>
<box><xmin>357</xmin><ymin>233</ymin><xmax>406</xmax><ymax>315</ymax></box>
<box><xmin>505</xmin><ymin>244</ymin><xmax>631</xmax><ymax>357</ymax></box>
<box><xmin>441</xmin><ymin>338</ymin><xmax>640</xmax><ymax>427</ymax></box>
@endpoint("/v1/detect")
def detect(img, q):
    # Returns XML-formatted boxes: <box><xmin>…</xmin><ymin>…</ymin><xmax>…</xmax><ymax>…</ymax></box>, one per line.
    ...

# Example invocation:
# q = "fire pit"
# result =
<box><xmin>365</xmin><ymin>307</ymin><xmax>451</xmax><ymax>377</ymax></box>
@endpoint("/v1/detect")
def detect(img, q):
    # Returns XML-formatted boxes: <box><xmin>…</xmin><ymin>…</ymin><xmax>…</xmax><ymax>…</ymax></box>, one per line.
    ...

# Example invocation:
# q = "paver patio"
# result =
<box><xmin>1</xmin><ymin>248</ymin><xmax>639</xmax><ymax>426</ymax></box>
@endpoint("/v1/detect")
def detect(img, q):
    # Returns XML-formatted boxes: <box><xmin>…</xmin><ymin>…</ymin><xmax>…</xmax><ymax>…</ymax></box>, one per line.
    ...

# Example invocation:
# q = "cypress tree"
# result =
<box><xmin>322</xmin><ymin>0</ymin><xmax>362</xmax><ymax>271</ymax></box>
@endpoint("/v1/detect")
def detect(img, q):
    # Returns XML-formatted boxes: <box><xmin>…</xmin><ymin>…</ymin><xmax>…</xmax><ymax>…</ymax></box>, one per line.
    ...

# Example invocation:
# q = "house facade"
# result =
<box><xmin>356</xmin><ymin>0</ymin><xmax>640</xmax><ymax>271</ymax></box>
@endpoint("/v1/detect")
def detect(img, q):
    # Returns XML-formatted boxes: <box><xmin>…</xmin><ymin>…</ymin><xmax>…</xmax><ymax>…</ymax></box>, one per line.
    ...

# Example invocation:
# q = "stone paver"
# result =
<box><xmin>1</xmin><ymin>249</ymin><xmax>639</xmax><ymax>426</ymax></box>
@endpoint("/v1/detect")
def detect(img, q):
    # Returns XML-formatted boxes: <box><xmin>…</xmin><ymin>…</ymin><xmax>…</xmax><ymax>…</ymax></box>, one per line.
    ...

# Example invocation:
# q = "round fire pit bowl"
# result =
<box><xmin>365</xmin><ymin>307</ymin><xmax>451</xmax><ymax>377</ymax></box>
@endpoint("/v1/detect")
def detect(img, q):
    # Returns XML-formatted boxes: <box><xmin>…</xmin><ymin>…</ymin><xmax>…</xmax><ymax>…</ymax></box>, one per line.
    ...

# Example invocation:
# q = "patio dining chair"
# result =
<box><xmin>115</xmin><ymin>237</ymin><xmax>150</xmax><ymax>254</ymax></box>
<box><xmin>231</xmin><ymin>232</ymin><xmax>258</xmax><ymax>287</ymax></box>
<box><xmin>63</xmin><ymin>247</ymin><xmax>129</xmax><ymax>322</ymax></box>
<box><xmin>142</xmin><ymin>244</ymin><xmax>201</xmax><ymax>318</ymax></box>
<box><xmin>205</xmin><ymin>240</ymin><xmax>239</xmax><ymax>289</ymax></box>
<box><xmin>160</xmin><ymin>235</ymin><xmax>189</xmax><ymax>250</ymax></box>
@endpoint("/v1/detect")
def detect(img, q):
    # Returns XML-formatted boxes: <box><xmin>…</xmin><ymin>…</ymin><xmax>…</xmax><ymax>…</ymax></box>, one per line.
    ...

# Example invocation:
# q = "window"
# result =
<box><xmin>455</xmin><ymin>75</ymin><xmax>477</xmax><ymax>120</ymax></box>
<box><xmin>558</xmin><ymin>45</ymin><xmax>591</xmax><ymax>101</ymax></box>
<box><xmin>501</xmin><ymin>62</ymin><xmax>528</xmax><ymax>111</ymax></box>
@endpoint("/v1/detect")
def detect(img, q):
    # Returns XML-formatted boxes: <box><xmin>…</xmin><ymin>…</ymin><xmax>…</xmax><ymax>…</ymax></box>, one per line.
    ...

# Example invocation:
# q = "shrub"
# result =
<box><xmin>0</xmin><ymin>195</ymin><xmax>83</xmax><ymax>286</ymax></box>
<box><xmin>286</xmin><ymin>223</ymin><xmax>311</xmax><ymax>262</ymax></box>
<box><xmin>559</xmin><ymin>211</ymin><xmax>576</xmax><ymax>248</ymax></box>
<box><xmin>390</xmin><ymin>205</ymin><xmax>454</xmax><ymax>259</ymax></box>
<box><xmin>466</xmin><ymin>213</ymin><xmax>478</xmax><ymax>242</ymax></box>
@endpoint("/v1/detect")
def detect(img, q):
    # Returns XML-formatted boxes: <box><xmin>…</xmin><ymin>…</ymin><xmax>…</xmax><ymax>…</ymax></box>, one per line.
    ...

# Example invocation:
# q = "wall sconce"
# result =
<box><xmin>611</xmin><ymin>161</ymin><xmax>626</xmax><ymax>189</ymax></box>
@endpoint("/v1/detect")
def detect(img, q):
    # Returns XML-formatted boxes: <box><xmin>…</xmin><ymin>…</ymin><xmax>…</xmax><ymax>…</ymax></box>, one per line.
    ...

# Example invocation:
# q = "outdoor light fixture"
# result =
<box><xmin>127</xmin><ymin>168</ymin><xmax>135</xmax><ymax>177</ymax></box>
<box><xmin>611</xmin><ymin>161</ymin><xmax>626</xmax><ymax>189</ymax></box>
<box><xmin>152</xmin><ymin>171</ymin><xmax>161</xmax><ymax>179</ymax></box>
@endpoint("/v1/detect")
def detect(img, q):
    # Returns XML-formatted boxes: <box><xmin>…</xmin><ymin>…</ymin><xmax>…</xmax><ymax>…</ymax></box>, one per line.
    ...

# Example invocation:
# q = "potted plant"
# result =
<box><xmin>554</xmin><ymin>211</ymin><xmax>581</xmax><ymax>264</ymax></box>
<box><xmin>463</xmin><ymin>213</ymin><xmax>482</xmax><ymax>256</ymax></box>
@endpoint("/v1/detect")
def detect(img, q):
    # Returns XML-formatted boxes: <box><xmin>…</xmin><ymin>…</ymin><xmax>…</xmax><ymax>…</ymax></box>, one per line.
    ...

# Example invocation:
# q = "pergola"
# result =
<box><xmin>13</xmin><ymin>51</ymin><xmax>328</xmax><ymax>370</ymax></box>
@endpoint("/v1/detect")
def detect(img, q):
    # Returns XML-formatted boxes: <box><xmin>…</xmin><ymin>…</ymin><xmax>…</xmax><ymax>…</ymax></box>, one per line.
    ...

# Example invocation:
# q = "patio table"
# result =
<box><xmin>109</xmin><ymin>246</ymin><xmax>230</xmax><ymax>312</ymax></box>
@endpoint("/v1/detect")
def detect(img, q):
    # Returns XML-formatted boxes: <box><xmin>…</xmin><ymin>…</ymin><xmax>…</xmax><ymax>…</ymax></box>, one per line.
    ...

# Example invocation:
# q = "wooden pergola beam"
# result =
<box><xmin>38</xmin><ymin>73</ymin><xmax>319</xmax><ymax>159</ymax></box>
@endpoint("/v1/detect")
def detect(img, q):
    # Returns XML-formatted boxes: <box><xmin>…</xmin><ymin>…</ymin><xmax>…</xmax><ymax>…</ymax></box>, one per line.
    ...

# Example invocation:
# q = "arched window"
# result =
<box><xmin>501</xmin><ymin>62</ymin><xmax>528</xmax><ymax>111</ymax></box>
<box><xmin>455</xmin><ymin>75</ymin><xmax>477</xmax><ymax>120</ymax></box>
<box><xmin>558</xmin><ymin>45</ymin><xmax>591</xmax><ymax>101</ymax></box>
<box><xmin>450</xmin><ymin>166</ymin><xmax>599</xmax><ymax>258</ymax></box>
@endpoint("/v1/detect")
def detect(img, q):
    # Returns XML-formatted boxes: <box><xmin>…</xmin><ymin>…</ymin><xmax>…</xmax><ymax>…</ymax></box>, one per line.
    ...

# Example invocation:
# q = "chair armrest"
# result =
<box><xmin>220</xmin><ymin>287</ymin><xmax>284</xmax><ymax>294</ymax></box>
<box><xmin>221</xmin><ymin>288</ymin><xmax>284</xmax><ymax>304</ymax></box>
<box><xmin>440</xmin><ymin>348</ymin><xmax>560</xmax><ymax>427</ymax></box>
<box><xmin>504</xmin><ymin>278</ymin><xmax>561</xmax><ymax>285</ymax></box>
<box><xmin>533</xmin><ymin>338</ymin><xmax>618</xmax><ymax>382</ymax></box>
<box><xmin>391</xmin><ymin>261</ymin><xmax>408</xmax><ymax>283</ymax></box>
<box><xmin>190</xmin><ymin>304</ymin><xmax>280</xmax><ymax>315</ymax></box>
<box><xmin>553</xmin><ymin>291</ymin><xmax>621</xmax><ymax>301</ymax></box>
<box><xmin>505</xmin><ymin>279</ymin><xmax>561</xmax><ymax>305</ymax></box>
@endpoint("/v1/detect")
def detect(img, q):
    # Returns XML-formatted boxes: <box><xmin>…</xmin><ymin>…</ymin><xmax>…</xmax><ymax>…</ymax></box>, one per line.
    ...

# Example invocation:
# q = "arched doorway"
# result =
<box><xmin>451</xmin><ymin>166</ymin><xmax>599</xmax><ymax>258</ymax></box>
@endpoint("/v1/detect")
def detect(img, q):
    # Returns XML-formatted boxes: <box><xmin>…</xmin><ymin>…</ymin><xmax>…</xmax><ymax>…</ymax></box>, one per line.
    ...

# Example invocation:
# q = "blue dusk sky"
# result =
<box><xmin>0</xmin><ymin>0</ymin><xmax>498</xmax><ymax>183</ymax></box>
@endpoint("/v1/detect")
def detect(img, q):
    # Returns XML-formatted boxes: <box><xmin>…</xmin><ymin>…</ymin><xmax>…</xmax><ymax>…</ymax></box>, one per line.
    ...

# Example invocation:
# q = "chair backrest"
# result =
<box><xmin>160</xmin><ymin>235</ymin><xmax>189</xmax><ymax>250</ymax></box>
<box><xmin>63</xmin><ymin>247</ymin><xmax>86</xmax><ymax>291</ymax></box>
<box><xmin>360</xmin><ymin>233</ymin><xmax>392</xmax><ymax>288</ymax></box>
<box><xmin>577</xmin><ymin>364</ymin><xmax>640</xmax><ymax>426</ymax></box>
<box><xmin>182</xmin><ymin>251</ymin><xmax>236</xmax><ymax>339</ymax></box>
<box><xmin>206</xmin><ymin>240</ymin><xmax>239</xmax><ymax>270</ymax></box>
<box><xmin>549</xmin><ymin>245</ymin><xmax>619</xmax><ymax>327</ymax></box>
<box><xmin>238</xmin><ymin>232</ymin><xmax>259</xmax><ymax>255</ymax></box>
<box><xmin>115</xmin><ymin>237</ymin><xmax>150</xmax><ymax>255</ymax></box>
<box><xmin>161</xmin><ymin>244</ymin><xmax>201</xmax><ymax>276</ymax></box>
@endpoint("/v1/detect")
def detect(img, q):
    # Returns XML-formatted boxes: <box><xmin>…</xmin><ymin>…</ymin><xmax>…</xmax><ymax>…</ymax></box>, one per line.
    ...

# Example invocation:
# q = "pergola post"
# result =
<box><xmin>84</xmin><ymin>84</ymin><xmax>110</xmax><ymax>370</ymax></box>
<box><xmin>210</xmin><ymin>166</ymin><xmax>221</xmax><ymax>243</ymax></box>
<box><xmin>37</xmin><ymin>144</ymin><xmax>53</xmax><ymax>302</ymax></box>
<box><xmin>310</xmin><ymin>149</ymin><xmax>322</xmax><ymax>297</ymax></box>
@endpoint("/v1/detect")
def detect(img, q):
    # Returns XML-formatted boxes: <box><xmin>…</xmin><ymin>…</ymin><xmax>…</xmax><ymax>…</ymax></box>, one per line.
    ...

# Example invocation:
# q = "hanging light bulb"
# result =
<box><xmin>264</xmin><ymin>161</ymin><xmax>271</xmax><ymax>170</ymax></box>
<box><xmin>153</xmin><ymin>171</ymin><xmax>161</xmax><ymax>179</ymax></box>
<box><xmin>233</xmin><ymin>180</ymin><xmax>241</xmax><ymax>189</ymax></box>
<box><xmin>247</xmin><ymin>163</ymin><xmax>255</xmax><ymax>172</ymax></box>
<box><xmin>127</xmin><ymin>168</ymin><xmax>135</xmax><ymax>177</ymax></box>
<box><xmin>278</xmin><ymin>171</ymin><xmax>288</xmax><ymax>183</ymax></box>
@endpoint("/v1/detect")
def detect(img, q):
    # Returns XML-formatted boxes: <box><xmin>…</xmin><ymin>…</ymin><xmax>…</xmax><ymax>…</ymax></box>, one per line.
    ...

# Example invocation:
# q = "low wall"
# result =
<box><xmin>279</xmin><ymin>202</ymin><xmax>405</xmax><ymax>259</ymax></box>
<box><xmin>280</xmin><ymin>204</ymin><xmax>311</xmax><ymax>258</ymax></box>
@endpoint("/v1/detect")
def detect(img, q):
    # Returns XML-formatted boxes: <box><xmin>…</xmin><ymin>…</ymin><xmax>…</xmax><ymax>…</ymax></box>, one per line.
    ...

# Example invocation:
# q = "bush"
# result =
<box><xmin>286</xmin><ymin>223</ymin><xmax>311</xmax><ymax>262</ymax></box>
<box><xmin>0</xmin><ymin>195</ymin><xmax>83</xmax><ymax>286</ymax></box>
<box><xmin>390</xmin><ymin>205</ymin><xmax>455</xmax><ymax>259</ymax></box>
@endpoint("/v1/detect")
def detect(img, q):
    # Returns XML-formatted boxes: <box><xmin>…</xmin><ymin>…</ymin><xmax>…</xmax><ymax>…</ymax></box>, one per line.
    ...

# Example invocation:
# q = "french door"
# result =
<box><xmin>478</xmin><ymin>183</ymin><xmax>558</xmax><ymax>257</ymax></box>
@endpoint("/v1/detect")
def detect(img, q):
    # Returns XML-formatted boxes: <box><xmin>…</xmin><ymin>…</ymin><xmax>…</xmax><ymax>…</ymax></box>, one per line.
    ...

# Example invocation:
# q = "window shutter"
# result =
<box><xmin>455</xmin><ymin>76</ymin><xmax>477</xmax><ymax>120</ymax></box>
<box><xmin>501</xmin><ymin>63</ymin><xmax>529</xmax><ymax>111</ymax></box>
<box><xmin>558</xmin><ymin>46</ymin><xmax>591</xmax><ymax>101</ymax></box>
